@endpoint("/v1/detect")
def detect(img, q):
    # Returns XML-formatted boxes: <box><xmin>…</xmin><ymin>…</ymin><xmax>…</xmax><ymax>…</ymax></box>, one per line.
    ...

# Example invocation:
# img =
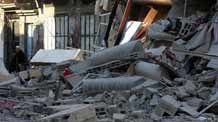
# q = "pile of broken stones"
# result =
<box><xmin>2</xmin><ymin>11</ymin><xmax>218</xmax><ymax>122</ymax></box>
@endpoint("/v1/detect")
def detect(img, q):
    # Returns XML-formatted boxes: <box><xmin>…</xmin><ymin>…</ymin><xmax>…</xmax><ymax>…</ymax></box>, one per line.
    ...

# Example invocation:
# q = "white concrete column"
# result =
<box><xmin>0</xmin><ymin>8</ymin><xmax>9</xmax><ymax>75</ymax></box>
<box><xmin>19</xmin><ymin>16</ymin><xmax>25</xmax><ymax>50</ymax></box>
<box><xmin>0</xmin><ymin>8</ymin><xmax>4</xmax><ymax>59</ymax></box>
<box><xmin>43</xmin><ymin>4</ymin><xmax>56</xmax><ymax>49</ymax></box>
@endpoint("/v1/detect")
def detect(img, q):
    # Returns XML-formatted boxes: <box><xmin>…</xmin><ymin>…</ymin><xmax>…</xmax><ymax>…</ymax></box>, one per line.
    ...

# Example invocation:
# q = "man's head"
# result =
<box><xmin>16</xmin><ymin>46</ymin><xmax>21</xmax><ymax>53</ymax></box>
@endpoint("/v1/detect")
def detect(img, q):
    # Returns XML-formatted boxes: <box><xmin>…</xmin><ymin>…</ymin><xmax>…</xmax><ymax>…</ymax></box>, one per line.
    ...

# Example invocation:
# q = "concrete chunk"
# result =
<box><xmin>113</xmin><ymin>113</ymin><xmax>126</xmax><ymax>122</ymax></box>
<box><xmin>154</xmin><ymin>95</ymin><xmax>181</xmax><ymax>117</ymax></box>
<box><xmin>135</xmin><ymin>61</ymin><xmax>169</xmax><ymax>81</ymax></box>
<box><xmin>184</xmin><ymin>80</ymin><xmax>197</xmax><ymax>95</ymax></box>
<box><xmin>175</xmin><ymin>87</ymin><xmax>190</xmax><ymax>99</ymax></box>
<box><xmin>179</xmin><ymin>103</ymin><xmax>199</xmax><ymax>117</ymax></box>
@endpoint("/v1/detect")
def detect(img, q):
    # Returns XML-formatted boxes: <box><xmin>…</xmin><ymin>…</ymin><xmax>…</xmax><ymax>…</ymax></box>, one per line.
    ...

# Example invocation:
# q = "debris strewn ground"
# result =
<box><xmin>1</xmin><ymin>0</ymin><xmax>218</xmax><ymax>122</ymax></box>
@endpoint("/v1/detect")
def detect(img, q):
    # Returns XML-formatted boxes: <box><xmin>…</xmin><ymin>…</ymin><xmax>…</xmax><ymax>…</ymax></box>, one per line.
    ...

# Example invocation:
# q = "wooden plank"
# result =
<box><xmin>114</xmin><ymin>0</ymin><xmax>132</xmax><ymax>46</ymax></box>
<box><xmin>133</xmin><ymin>7</ymin><xmax>158</xmax><ymax>40</ymax></box>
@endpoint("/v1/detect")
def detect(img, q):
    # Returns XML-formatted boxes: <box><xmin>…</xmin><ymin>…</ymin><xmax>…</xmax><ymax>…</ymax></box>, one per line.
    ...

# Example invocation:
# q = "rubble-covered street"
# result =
<box><xmin>1</xmin><ymin>0</ymin><xmax>218</xmax><ymax>122</ymax></box>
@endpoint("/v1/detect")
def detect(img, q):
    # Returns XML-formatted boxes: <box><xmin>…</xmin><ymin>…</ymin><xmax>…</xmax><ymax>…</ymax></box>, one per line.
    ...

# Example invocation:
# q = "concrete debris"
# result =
<box><xmin>0</xmin><ymin>58</ymin><xmax>9</xmax><ymax>76</ymax></box>
<box><xmin>135</xmin><ymin>61</ymin><xmax>169</xmax><ymax>81</ymax></box>
<box><xmin>40</xmin><ymin>104</ymin><xmax>96</xmax><ymax>122</ymax></box>
<box><xmin>30</xmin><ymin>49</ymin><xmax>82</xmax><ymax>64</ymax></box>
<box><xmin>154</xmin><ymin>95</ymin><xmax>181</xmax><ymax>117</ymax></box>
<box><xmin>2</xmin><ymin>1</ymin><xmax>218</xmax><ymax>122</ymax></box>
<box><xmin>113</xmin><ymin>113</ymin><xmax>127</xmax><ymax>122</ymax></box>
<box><xmin>179</xmin><ymin>102</ymin><xmax>199</xmax><ymax>117</ymax></box>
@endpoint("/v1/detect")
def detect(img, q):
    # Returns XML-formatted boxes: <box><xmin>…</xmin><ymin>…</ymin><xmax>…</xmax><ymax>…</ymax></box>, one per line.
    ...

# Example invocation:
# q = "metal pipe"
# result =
<box><xmin>133</xmin><ymin>0</ymin><xmax>172</xmax><ymax>6</ymax></box>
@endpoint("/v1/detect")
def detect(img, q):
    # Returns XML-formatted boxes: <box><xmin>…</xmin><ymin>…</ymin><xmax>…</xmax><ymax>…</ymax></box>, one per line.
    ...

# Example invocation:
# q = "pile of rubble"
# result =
<box><xmin>2</xmin><ymin>3</ymin><xmax>218</xmax><ymax>122</ymax></box>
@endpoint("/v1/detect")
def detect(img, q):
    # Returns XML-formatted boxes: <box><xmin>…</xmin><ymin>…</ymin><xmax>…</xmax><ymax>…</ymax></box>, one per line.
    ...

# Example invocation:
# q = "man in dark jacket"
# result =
<box><xmin>10</xmin><ymin>46</ymin><xmax>28</xmax><ymax>72</ymax></box>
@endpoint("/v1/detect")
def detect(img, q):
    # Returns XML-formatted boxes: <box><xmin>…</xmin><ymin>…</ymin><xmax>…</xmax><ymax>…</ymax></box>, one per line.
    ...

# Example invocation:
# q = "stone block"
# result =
<box><xmin>113</xmin><ymin>113</ymin><xmax>126</xmax><ymax>122</ymax></box>
<box><xmin>175</xmin><ymin>86</ymin><xmax>190</xmax><ymax>99</ymax></box>
<box><xmin>154</xmin><ymin>95</ymin><xmax>181</xmax><ymax>117</ymax></box>
<box><xmin>179</xmin><ymin>102</ymin><xmax>199</xmax><ymax>117</ymax></box>
<box><xmin>184</xmin><ymin>80</ymin><xmax>197</xmax><ymax>95</ymax></box>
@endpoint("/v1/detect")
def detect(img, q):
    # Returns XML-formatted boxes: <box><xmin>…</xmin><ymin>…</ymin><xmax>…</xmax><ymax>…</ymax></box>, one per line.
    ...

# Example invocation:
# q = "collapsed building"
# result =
<box><xmin>1</xmin><ymin>0</ymin><xmax>218</xmax><ymax>122</ymax></box>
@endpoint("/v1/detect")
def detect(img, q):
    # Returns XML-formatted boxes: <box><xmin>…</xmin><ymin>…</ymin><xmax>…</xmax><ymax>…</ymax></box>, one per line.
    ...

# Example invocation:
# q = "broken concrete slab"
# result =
<box><xmin>209</xmin><ymin>91</ymin><xmax>218</xmax><ymax>103</ymax></box>
<box><xmin>40</xmin><ymin>104</ymin><xmax>96</xmax><ymax>122</ymax></box>
<box><xmin>150</xmin><ymin>94</ymin><xmax>160</xmax><ymax>106</ymax></box>
<box><xmin>184</xmin><ymin>80</ymin><xmax>197</xmax><ymax>95</ymax></box>
<box><xmin>179</xmin><ymin>102</ymin><xmax>200</xmax><ymax>117</ymax></box>
<box><xmin>30</xmin><ymin>49</ymin><xmax>82</xmax><ymax>64</ymax></box>
<box><xmin>154</xmin><ymin>95</ymin><xmax>181</xmax><ymax>117</ymax></box>
<box><xmin>113</xmin><ymin>113</ymin><xmax>127</xmax><ymax>122</ymax></box>
<box><xmin>186</xmin><ymin>98</ymin><xmax>203</xmax><ymax>110</ymax></box>
<box><xmin>197</xmin><ymin>116</ymin><xmax>209</xmax><ymax>122</ymax></box>
<box><xmin>147</xmin><ymin>20</ymin><xmax>177</xmax><ymax>41</ymax></box>
<box><xmin>197</xmin><ymin>87</ymin><xmax>212</xmax><ymax>100</ymax></box>
<box><xmin>0</xmin><ymin>77</ymin><xmax>19</xmax><ymax>86</ymax></box>
<box><xmin>207</xmin><ymin>43</ymin><xmax>218</xmax><ymax>69</ymax></box>
<box><xmin>175</xmin><ymin>86</ymin><xmax>190</xmax><ymax>99</ymax></box>
<box><xmin>144</xmin><ymin>46</ymin><xmax>166</xmax><ymax>57</ymax></box>
<box><xmin>97</xmin><ymin>118</ymin><xmax>113</xmax><ymax>122</ymax></box>
<box><xmin>130</xmin><ymin>110</ymin><xmax>145</xmax><ymax>118</ymax></box>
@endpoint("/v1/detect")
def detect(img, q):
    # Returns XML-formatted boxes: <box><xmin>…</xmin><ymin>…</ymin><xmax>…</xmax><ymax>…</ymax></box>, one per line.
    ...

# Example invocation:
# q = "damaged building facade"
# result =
<box><xmin>1</xmin><ymin>0</ymin><xmax>218</xmax><ymax>122</ymax></box>
<box><xmin>1</xmin><ymin>0</ymin><xmax>108</xmax><ymax>67</ymax></box>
